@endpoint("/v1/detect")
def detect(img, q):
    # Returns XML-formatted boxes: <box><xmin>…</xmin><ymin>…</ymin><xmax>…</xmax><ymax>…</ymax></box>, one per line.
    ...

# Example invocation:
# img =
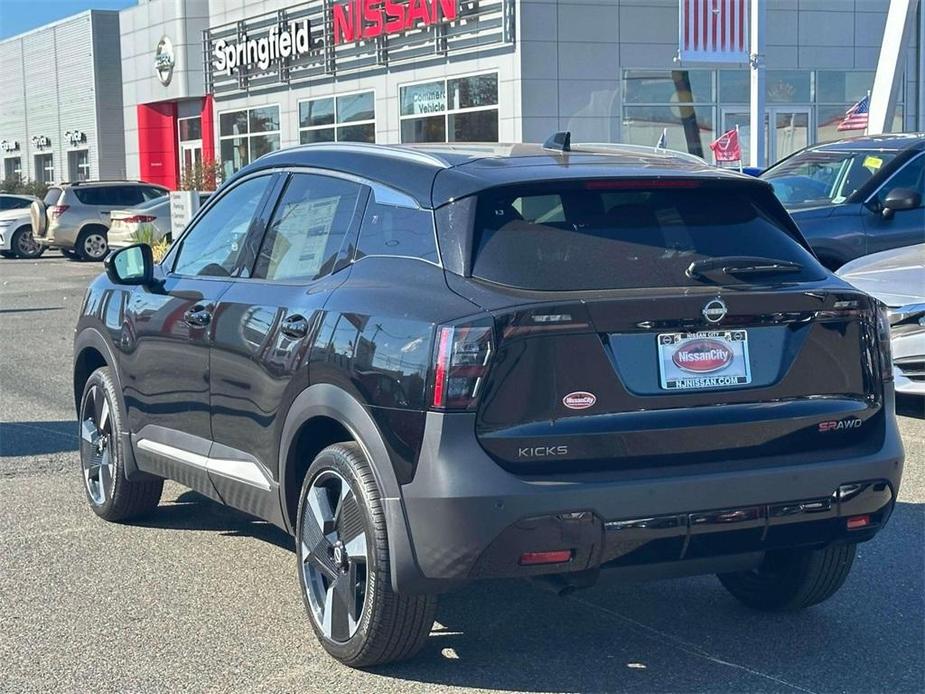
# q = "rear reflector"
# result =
<box><xmin>846</xmin><ymin>515</ymin><xmax>870</xmax><ymax>530</ymax></box>
<box><xmin>519</xmin><ymin>550</ymin><xmax>572</xmax><ymax>566</ymax></box>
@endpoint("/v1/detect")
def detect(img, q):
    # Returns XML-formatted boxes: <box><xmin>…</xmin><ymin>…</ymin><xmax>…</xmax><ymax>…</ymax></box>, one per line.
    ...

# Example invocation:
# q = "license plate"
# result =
<box><xmin>657</xmin><ymin>330</ymin><xmax>751</xmax><ymax>391</ymax></box>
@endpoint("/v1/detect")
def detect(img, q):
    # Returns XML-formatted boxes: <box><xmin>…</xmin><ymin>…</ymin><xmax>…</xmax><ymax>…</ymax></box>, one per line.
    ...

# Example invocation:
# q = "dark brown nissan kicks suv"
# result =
<box><xmin>73</xmin><ymin>136</ymin><xmax>904</xmax><ymax>667</ymax></box>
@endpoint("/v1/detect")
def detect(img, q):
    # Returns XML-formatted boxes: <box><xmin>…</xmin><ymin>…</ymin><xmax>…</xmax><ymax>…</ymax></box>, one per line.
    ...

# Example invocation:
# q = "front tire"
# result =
<box><xmin>718</xmin><ymin>543</ymin><xmax>857</xmax><ymax>611</ymax></box>
<box><xmin>79</xmin><ymin>367</ymin><xmax>163</xmax><ymax>521</ymax></box>
<box><xmin>296</xmin><ymin>443</ymin><xmax>437</xmax><ymax>667</ymax></box>
<box><xmin>11</xmin><ymin>226</ymin><xmax>45</xmax><ymax>259</ymax></box>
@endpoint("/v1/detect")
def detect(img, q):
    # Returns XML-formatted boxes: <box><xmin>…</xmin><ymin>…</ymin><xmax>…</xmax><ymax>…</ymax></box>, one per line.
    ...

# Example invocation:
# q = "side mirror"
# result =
<box><xmin>105</xmin><ymin>244</ymin><xmax>154</xmax><ymax>286</ymax></box>
<box><xmin>881</xmin><ymin>187</ymin><xmax>922</xmax><ymax>219</ymax></box>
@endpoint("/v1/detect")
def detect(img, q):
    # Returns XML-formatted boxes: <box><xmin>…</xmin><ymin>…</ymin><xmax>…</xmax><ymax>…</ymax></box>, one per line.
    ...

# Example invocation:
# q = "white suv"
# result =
<box><xmin>32</xmin><ymin>181</ymin><xmax>168</xmax><ymax>260</ymax></box>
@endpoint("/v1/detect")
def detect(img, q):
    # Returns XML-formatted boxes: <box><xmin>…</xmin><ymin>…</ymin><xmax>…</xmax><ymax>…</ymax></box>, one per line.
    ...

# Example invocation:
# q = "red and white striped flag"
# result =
<box><xmin>836</xmin><ymin>95</ymin><xmax>870</xmax><ymax>132</ymax></box>
<box><xmin>679</xmin><ymin>0</ymin><xmax>749</xmax><ymax>64</ymax></box>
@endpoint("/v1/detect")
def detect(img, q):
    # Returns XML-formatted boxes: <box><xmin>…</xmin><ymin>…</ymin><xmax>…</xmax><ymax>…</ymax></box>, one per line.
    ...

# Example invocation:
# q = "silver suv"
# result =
<box><xmin>32</xmin><ymin>181</ymin><xmax>168</xmax><ymax>260</ymax></box>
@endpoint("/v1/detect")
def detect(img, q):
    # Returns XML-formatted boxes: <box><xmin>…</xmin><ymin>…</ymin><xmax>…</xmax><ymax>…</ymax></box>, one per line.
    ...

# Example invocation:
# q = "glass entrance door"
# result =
<box><xmin>770</xmin><ymin>108</ymin><xmax>811</xmax><ymax>162</ymax></box>
<box><xmin>179</xmin><ymin>141</ymin><xmax>202</xmax><ymax>178</ymax></box>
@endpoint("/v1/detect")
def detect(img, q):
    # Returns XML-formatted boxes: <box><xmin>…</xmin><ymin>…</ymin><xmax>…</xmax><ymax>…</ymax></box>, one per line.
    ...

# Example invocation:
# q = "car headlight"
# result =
<box><xmin>888</xmin><ymin>303</ymin><xmax>925</xmax><ymax>333</ymax></box>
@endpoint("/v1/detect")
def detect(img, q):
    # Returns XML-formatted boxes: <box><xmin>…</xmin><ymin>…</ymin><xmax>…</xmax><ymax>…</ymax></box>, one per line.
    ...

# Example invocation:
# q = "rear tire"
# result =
<box><xmin>296</xmin><ymin>442</ymin><xmax>437</xmax><ymax>667</ymax></box>
<box><xmin>718</xmin><ymin>543</ymin><xmax>856</xmax><ymax>611</ymax></box>
<box><xmin>11</xmin><ymin>226</ymin><xmax>45</xmax><ymax>259</ymax></box>
<box><xmin>78</xmin><ymin>367</ymin><xmax>163</xmax><ymax>522</ymax></box>
<box><xmin>76</xmin><ymin>226</ymin><xmax>109</xmax><ymax>261</ymax></box>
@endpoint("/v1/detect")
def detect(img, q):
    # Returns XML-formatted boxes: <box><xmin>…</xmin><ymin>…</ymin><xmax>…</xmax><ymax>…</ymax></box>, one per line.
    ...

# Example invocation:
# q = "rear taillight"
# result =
<box><xmin>123</xmin><ymin>215</ymin><xmax>157</xmax><ymax>223</ymax></box>
<box><xmin>50</xmin><ymin>205</ymin><xmax>69</xmax><ymax>218</ymax></box>
<box><xmin>876</xmin><ymin>305</ymin><xmax>893</xmax><ymax>383</ymax></box>
<box><xmin>431</xmin><ymin>322</ymin><xmax>493</xmax><ymax>410</ymax></box>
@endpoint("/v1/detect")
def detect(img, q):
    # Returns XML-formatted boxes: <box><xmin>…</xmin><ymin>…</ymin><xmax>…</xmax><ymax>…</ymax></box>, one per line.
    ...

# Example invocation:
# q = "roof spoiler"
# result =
<box><xmin>543</xmin><ymin>131</ymin><xmax>571</xmax><ymax>152</ymax></box>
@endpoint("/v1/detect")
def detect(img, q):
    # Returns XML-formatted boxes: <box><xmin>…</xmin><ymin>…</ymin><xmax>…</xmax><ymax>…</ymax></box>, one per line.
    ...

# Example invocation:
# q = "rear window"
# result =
<box><xmin>43</xmin><ymin>188</ymin><xmax>62</xmax><ymax>205</ymax></box>
<box><xmin>471</xmin><ymin>181</ymin><xmax>824</xmax><ymax>291</ymax></box>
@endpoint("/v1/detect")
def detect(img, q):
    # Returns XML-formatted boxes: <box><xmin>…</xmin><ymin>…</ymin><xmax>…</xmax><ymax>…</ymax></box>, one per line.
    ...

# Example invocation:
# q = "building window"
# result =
<box><xmin>400</xmin><ymin>73</ymin><xmax>499</xmax><ymax>144</ymax></box>
<box><xmin>621</xmin><ymin>69</ymin><xmax>716</xmax><ymax>158</ymax></box>
<box><xmin>179</xmin><ymin>116</ymin><xmax>202</xmax><ymax>142</ymax></box>
<box><xmin>299</xmin><ymin>91</ymin><xmax>376</xmax><ymax>144</ymax></box>
<box><xmin>34</xmin><ymin>154</ymin><xmax>54</xmax><ymax>185</ymax></box>
<box><xmin>3</xmin><ymin>157</ymin><xmax>22</xmax><ymax>181</ymax></box>
<box><xmin>68</xmin><ymin>150</ymin><xmax>90</xmax><ymax>181</ymax></box>
<box><xmin>218</xmin><ymin>105</ymin><xmax>281</xmax><ymax>179</ymax></box>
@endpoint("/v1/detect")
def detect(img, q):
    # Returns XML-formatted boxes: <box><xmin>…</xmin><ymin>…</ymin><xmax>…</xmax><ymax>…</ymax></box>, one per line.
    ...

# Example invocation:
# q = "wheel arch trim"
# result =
<box><xmin>278</xmin><ymin>383</ymin><xmax>402</xmax><ymax>534</ymax></box>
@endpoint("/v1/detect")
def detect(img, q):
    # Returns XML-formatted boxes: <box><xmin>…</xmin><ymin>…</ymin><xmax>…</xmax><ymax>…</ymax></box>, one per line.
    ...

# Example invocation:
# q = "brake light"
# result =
<box><xmin>431</xmin><ymin>322</ymin><xmax>493</xmax><ymax>410</ymax></box>
<box><xmin>584</xmin><ymin>179</ymin><xmax>700</xmax><ymax>190</ymax></box>
<box><xmin>50</xmin><ymin>205</ymin><xmax>70</xmax><ymax>218</ymax></box>
<box><xmin>519</xmin><ymin>550</ymin><xmax>572</xmax><ymax>566</ymax></box>
<box><xmin>876</xmin><ymin>305</ymin><xmax>893</xmax><ymax>383</ymax></box>
<box><xmin>122</xmin><ymin>215</ymin><xmax>157</xmax><ymax>224</ymax></box>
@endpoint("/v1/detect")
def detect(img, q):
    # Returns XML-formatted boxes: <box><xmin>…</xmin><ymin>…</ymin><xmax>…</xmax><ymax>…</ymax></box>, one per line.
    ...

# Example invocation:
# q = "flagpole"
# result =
<box><xmin>749</xmin><ymin>0</ymin><xmax>767</xmax><ymax>168</ymax></box>
<box><xmin>736</xmin><ymin>125</ymin><xmax>743</xmax><ymax>173</ymax></box>
<box><xmin>865</xmin><ymin>90</ymin><xmax>871</xmax><ymax>136</ymax></box>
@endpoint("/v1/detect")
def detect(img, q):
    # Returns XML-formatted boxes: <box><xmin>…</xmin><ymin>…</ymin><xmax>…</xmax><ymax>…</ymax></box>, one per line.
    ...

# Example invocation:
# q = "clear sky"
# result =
<box><xmin>1</xmin><ymin>0</ymin><xmax>137</xmax><ymax>40</ymax></box>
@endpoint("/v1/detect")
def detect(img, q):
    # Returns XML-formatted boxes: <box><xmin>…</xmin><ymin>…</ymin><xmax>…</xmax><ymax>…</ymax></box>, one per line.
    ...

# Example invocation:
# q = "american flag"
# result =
<box><xmin>836</xmin><ymin>96</ymin><xmax>870</xmax><ymax>131</ymax></box>
<box><xmin>680</xmin><ymin>0</ymin><xmax>749</xmax><ymax>62</ymax></box>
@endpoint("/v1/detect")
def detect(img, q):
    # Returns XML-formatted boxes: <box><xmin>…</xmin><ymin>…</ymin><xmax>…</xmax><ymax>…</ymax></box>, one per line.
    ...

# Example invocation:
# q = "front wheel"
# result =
<box><xmin>11</xmin><ymin>226</ymin><xmax>45</xmax><ymax>259</ymax></box>
<box><xmin>718</xmin><ymin>543</ymin><xmax>856</xmax><ymax>611</ymax></box>
<box><xmin>79</xmin><ymin>367</ymin><xmax>163</xmax><ymax>521</ymax></box>
<box><xmin>296</xmin><ymin>443</ymin><xmax>437</xmax><ymax>667</ymax></box>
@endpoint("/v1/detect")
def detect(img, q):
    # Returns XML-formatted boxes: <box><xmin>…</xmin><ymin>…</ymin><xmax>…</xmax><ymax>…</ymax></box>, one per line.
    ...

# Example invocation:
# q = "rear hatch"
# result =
<box><xmin>442</xmin><ymin>178</ymin><xmax>886</xmax><ymax>473</ymax></box>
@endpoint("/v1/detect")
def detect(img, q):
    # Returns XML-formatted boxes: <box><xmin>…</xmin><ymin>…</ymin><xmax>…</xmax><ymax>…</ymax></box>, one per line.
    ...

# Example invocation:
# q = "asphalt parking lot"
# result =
<box><xmin>1</xmin><ymin>255</ymin><xmax>923</xmax><ymax>694</ymax></box>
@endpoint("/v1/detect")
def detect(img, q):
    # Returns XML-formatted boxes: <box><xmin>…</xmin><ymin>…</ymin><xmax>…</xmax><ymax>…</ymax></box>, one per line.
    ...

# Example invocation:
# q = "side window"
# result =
<box><xmin>14</xmin><ymin>198</ymin><xmax>31</xmax><ymax>209</ymax></box>
<box><xmin>0</xmin><ymin>198</ymin><xmax>11</xmax><ymax>210</ymax></box>
<box><xmin>118</xmin><ymin>187</ymin><xmax>146</xmax><ymax>206</ymax></box>
<box><xmin>877</xmin><ymin>155</ymin><xmax>925</xmax><ymax>204</ymax></box>
<box><xmin>356</xmin><ymin>196</ymin><xmax>438</xmax><ymax>264</ymax></box>
<box><xmin>254</xmin><ymin>173</ymin><xmax>363</xmax><ymax>282</ymax></box>
<box><xmin>142</xmin><ymin>186</ymin><xmax>167</xmax><ymax>201</ymax></box>
<box><xmin>173</xmin><ymin>175</ymin><xmax>272</xmax><ymax>277</ymax></box>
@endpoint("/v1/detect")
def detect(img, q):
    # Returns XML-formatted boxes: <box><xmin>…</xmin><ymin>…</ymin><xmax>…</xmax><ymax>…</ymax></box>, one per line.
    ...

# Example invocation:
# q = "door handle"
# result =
<box><xmin>184</xmin><ymin>304</ymin><xmax>212</xmax><ymax>327</ymax></box>
<box><xmin>280</xmin><ymin>314</ymin><xmax>309</xmax><ymax>339</ymax></box>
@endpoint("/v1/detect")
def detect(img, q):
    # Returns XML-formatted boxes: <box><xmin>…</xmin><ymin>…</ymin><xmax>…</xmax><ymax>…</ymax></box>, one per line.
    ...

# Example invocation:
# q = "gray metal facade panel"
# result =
<box><xmin>0</xmin><ymin>11</ymin><xmax>122</xmax><ymax>183</ymax></box>
<box><xmin>93</xmin><ymin>11</ymin><xmax>127</xmax><ymax>179</ymax></box>
<box><xmin>0</xmin><ymin>39</ymin><xmax>28</xmax><ymax>177</ymax></box>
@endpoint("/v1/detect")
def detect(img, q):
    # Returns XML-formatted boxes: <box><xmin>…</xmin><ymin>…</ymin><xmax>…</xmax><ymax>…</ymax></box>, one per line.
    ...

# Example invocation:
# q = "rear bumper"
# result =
<box><xmin>386</xmin><ymin>395</ymin><xmax>904</xmax><ymax>594</ymax></box>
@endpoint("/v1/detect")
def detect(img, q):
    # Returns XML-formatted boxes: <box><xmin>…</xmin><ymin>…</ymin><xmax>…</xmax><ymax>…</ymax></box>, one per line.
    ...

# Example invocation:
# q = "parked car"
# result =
<box><xmin>761</xmin><ymin>134</ymin><xmax>924</xmax><ymax>270</ymax></box>
<box><xmin>108</xmin><ymin>193</ymin><xmax>212</xmax><ymax>250</ymax></box>
<box><xmin>0</xmin><ymin>193</ymin><xmax>44</xmax><ymax>259</ymax></box>
<box><xmin>31</xmin><ymin>181</ymin><xmax>168</xmax><ymax>261</ymax></box>
<box><xmin>838</xmin><ymin>243</ymin><xmax>925</xmax><ymax>396</ymax></box>
<box><xmin>74</xmin><ymin>138</ymin><xmax>903</xmax><ymax>668</ymax></box>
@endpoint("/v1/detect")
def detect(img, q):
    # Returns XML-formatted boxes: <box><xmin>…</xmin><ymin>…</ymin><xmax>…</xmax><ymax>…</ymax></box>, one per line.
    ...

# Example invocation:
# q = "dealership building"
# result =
<box><xmin>2</xmin><ymin>0</ymin><xmax>924</xmax><ymax>189</ymax></box>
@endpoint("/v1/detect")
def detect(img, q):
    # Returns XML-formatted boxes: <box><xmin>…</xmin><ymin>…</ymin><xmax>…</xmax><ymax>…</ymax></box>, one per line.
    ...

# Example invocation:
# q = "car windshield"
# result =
<box><xmin>761</xmin><ymin>149</ymin><xmax>898</xmax><ymax>209</ymax></box>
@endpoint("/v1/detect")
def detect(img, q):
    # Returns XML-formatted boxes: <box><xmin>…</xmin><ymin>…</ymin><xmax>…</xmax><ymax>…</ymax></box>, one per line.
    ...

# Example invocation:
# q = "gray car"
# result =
<box><xmin>838</xmin><ymin>243</ymin><xmax>925</xmax><ymax>395</ymax></box>
<box><xmin>31</xmin><ymin>181</ymin><xmax>168</xmax><ymax>260</ymax></box>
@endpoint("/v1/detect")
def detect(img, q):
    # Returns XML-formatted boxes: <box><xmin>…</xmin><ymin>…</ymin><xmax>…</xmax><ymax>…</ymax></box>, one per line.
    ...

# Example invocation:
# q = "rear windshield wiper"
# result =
<box><xmin>686</xmin><ymin>256</ymin><xmax>804</xmax><ymax>279</ymax></box>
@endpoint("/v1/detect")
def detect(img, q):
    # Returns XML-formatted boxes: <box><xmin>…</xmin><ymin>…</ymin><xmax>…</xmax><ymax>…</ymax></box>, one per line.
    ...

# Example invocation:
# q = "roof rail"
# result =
<box><xmin>58</xmin><ymin>179</ymin><xmax>148</xmax><ymax>186</ymax></box>
<box><xmin>573</xmin><ymin>142</ymin><xmax>707</xmax><ymax>164</ymax></box>
<box><xmin>290</xmin><ymin>142</ymin><xmax>451</xmax><ymax>168</ymax></box>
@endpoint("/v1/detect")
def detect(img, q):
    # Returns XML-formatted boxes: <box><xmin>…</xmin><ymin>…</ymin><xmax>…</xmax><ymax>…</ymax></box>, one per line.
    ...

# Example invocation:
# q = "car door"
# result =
<box><xmin>122</xmin><ymin>173</ymin><xmax>277</xmax><ymax>495</ymax></box>
<box><xmin>863</xmin><ymin>152</ymin><xmax>925</xmax><ymax>256</ymax></box>
<box><xmin>207</xmin><ymin>171</ymin><xmax>367</xmax><ymax>520</ymax></box>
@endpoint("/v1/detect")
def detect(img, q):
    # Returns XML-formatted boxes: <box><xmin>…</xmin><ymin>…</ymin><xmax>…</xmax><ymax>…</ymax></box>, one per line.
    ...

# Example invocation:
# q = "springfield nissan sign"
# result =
<box><xmin>205</xmin><ymin>0</ymin><xmax>513</xmax><ymax>94</ymax></box>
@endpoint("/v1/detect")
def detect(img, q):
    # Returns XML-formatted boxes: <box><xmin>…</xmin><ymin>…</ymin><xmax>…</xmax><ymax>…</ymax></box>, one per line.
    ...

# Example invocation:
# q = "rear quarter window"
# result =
<box><xmin>356</xmin><ymin>198</ymin><xmax>439</xmax><ymax>264</ymax></box>
<box><xmin>471</xmin><ymin>181</ymin><xmax>824</xmax><ymax>291</ymax></box>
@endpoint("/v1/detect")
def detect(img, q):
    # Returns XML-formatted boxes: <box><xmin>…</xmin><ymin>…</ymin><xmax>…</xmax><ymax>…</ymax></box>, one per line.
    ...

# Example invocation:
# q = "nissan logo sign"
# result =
<box><xmin>155</xmin><ymin>36</ymin><xmax>175</xmax><ymax>86</ymax></box>
<box><xmin>702</xmin><ymin>298</ymin><xmax>728</xmax><ymax>324</ymax></box>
